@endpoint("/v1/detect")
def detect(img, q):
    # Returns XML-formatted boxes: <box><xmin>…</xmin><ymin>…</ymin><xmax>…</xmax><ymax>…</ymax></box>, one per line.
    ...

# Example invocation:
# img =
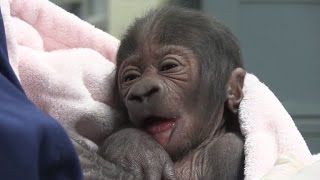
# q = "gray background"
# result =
<box><xmin>203</xmin><ymin>0</ymin><xmax>320</xmax><ymax>154</ymax></box>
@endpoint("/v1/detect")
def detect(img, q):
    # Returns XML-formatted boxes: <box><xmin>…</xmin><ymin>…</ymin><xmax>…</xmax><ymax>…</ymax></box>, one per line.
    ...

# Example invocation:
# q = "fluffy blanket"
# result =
<box><xmin>0</xmin><ymin>0</ymin><xmax>316</xmax><ymax>179</ymax></box>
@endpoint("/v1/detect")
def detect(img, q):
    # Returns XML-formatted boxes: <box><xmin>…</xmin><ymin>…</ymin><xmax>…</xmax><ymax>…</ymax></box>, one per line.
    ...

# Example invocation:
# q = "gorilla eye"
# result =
<box><xmin>159</xmin><ymin>60</ymin><xmax>179</xmax><ymax>72</ymax></box>
<box><xmin>123</xmin><ymin>70</ymin><xmax>141</xmax><ymax>83</ymax></box>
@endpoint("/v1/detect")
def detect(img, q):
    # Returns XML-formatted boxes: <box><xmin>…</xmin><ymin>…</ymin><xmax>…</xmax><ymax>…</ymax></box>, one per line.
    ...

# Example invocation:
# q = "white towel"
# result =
<box><xmin>0</xmin><ymin>0</ymin><xmax>120</xmax><ymax>151</ymax></box>
<box><xmin>240</xmin><ymin>74</ymin><xmax>314</xmax><ymax>179</ymax></box>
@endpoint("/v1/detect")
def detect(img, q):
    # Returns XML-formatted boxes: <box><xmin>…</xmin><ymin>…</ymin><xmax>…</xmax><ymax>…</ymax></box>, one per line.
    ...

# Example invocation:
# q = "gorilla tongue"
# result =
<box><xmin>145</xmin><ymin>119</ymin><xmax>176</xmax><ymax>146</ymax></box>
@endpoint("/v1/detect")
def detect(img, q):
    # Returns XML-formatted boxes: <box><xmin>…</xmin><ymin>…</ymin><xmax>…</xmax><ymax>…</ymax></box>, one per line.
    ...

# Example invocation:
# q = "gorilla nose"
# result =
<box><xmin>127</xmin><ymin>79</ymin><xmax>162</xmax><ymax>104</ymax></box>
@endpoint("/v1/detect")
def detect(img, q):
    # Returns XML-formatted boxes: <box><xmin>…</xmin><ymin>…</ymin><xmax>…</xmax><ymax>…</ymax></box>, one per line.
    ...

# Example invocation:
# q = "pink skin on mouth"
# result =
<box><xmin>146</xmin><ymin>121</ymin><xmax>176</xmax><ymax>146</ymax></box>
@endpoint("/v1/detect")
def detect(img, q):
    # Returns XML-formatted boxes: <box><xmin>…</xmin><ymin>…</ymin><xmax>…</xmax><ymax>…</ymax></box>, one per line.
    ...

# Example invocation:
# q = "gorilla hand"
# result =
<box><xmin>98</xmin><ymin>128</ymin><xmax>176</xmax><ymax>180</ymax></box>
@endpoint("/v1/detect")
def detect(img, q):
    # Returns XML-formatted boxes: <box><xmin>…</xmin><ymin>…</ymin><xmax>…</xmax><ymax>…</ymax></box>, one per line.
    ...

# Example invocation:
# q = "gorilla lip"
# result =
<box><xmin>143</xmin><ymin>116</ymin><xmax>176</xmax><ymax>146</ymax></box>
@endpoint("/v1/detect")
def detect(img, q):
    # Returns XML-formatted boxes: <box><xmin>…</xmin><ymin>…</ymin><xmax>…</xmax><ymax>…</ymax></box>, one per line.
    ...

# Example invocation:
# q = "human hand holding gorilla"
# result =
<box><xmin>96</xmin><ymin>7</ymin><xmax>245</xmax><ymax>180</ymax></box>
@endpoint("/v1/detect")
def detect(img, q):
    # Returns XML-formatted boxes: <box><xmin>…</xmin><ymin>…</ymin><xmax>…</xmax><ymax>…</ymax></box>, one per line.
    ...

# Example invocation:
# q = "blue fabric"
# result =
<box><xmin>0</xmin><ymin>10</ymin><xmax>83</xmax><ymax>180</ymax></box>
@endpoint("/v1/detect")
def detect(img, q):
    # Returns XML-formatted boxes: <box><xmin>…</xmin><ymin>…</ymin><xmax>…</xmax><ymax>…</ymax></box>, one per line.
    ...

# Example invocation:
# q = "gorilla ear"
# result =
<box><xmin>226</xmin><ymin>68</ymin><xmax>246</xmax><ymax>114</ymax></box>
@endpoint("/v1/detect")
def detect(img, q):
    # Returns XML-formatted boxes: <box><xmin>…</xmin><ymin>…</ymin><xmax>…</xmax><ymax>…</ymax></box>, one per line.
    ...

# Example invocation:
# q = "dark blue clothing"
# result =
<box><xmin>0</xmin><ymin>11</ymin><xmax>83</xmax><ymax>180</ymax></box>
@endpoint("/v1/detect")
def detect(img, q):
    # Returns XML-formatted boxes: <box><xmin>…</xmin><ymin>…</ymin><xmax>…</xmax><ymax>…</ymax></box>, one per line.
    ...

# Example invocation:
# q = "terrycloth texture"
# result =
<box><xmin>0</xmin><ymin>10</ymin><xmax>83</xmax><ymax>180</ymax></box>
<box><xmin>240</xmin><ymin>74</ymin><xmax>314</xmax><ymax>179</ymax></box>
<box><xmin>1</xmin><ymin>0</ymin><xmax>316</xmax><ymax>179</ymax></box>
<box><xmin>0</xmin><ymin>0</ymin><xmax>120</xmax><ymax>153</ymax></box>
<box><xmin>261</xmin><ymin>152</ymin><xmax>319</xmax><ymax>180</ymax></box>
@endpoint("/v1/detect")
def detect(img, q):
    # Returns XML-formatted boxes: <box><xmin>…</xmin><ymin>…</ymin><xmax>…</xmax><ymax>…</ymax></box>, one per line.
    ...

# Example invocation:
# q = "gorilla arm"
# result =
<box><xmin>174</xmin><ymin>133</ymin><xmax>244</xmax><ymax>180</ymax></box>
<box><xmin>68</xmin><ymin>131</ymin><xmax>126</xmax><ymax>180</ymax></box>
<box><xmin>70</xmin><ymin>126</ymin><xmax>176</xmax><ymax>180</ymax></box>
<box><xmin>98</xmin><ymin>128</ymin><xmax>176</xmax><ymax>180</ymax></box>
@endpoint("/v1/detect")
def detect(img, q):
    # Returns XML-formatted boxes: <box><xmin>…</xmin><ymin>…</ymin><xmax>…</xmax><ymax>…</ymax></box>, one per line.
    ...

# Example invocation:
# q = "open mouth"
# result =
<box><xmin>142</xmin><ymin>116</ymin><xmax>177</xmax><ymax>146</ymax></box>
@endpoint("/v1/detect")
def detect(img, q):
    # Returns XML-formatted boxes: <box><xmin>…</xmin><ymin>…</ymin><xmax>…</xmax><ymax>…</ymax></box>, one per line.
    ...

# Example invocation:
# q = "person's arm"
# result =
<box><xmin>0</xmin><ymin>63</ymin><xmax>84</xmax><ymax>180</ymax></box>
<box><xmin>0</xmin><ymin>10</ymin><xmax>83</xmax><ymax>179</ymax></box>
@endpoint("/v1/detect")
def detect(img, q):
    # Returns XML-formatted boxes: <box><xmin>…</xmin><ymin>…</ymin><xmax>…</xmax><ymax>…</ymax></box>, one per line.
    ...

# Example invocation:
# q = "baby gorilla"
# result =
<box><xmin>100</xmin><ymin>7</ymin><xmax>245</xmax><ymax>180</ymax></box>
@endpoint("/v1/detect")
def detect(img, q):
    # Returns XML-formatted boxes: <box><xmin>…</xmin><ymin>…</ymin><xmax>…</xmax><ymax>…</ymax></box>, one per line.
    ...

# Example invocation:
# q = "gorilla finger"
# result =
<box><xmin>162</xmin><ymin>162</ymin><xmax>176</xmax><ymax>180</ymax></box>
<box><xmin>143</xmin><ymin>167</ymin><xmax>162</xmax><ymax>180</ymax></box>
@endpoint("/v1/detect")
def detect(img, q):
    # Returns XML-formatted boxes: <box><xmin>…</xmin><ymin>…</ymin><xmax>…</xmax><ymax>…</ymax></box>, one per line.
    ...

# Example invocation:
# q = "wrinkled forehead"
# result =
<box><xmin>117</xmin><ymin>8</ymin><xmax>212</xmax><ymax>67</ymax></box>
<box><xmin>118</xmin><ymin>34</ymin><xmax>193</xmax><ymax>65</ymax></box>
<box><xmin>132</xmin><ymin>27</ymin><xmax>202</xmax><ymax>60</ymax></box>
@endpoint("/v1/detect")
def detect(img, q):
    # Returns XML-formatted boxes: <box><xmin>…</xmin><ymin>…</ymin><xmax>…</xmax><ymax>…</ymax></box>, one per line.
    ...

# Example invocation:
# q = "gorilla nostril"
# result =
<box><xmin>144</xmin><ymin>87</ymin><xmax>159</xmax><ymax>98</ymax></box>
<box><xmin>128</xmin><ymin>86</ymin><xmax>160</xmax><ymax>103</ymax></box>
<box><xmin>128</xmin><ymin>94</ymin><xmax>143</xmax><ymax>103</ymax></box>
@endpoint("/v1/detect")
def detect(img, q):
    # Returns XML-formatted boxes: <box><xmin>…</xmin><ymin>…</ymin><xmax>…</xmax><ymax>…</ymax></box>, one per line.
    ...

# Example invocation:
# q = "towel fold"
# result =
<box><xmin>0</xmin><ymin>0</ymin><xmax>120</xmax><ymax>151</ymax></box>
<box><xmin>240</xmin><ymin>74</ymin><xmax>313</xmax><ymax>179</ymax></box>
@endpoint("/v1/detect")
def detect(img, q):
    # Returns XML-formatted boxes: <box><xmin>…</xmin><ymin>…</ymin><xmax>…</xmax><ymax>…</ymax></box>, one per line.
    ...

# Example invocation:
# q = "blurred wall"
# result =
<box><xmin>107</xmin><ymin>0</ymin><xmax>169</xmax><ymax>39</ymax></box>
<box><xmin>203</xmin><ymin>0</ymin><xmax>320</xmax><ymax>154</ymax></box>
<box><xmin>51</xmin><ymin>0</ymin><xmax>109</xmax><ymax>30</ymax></box>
